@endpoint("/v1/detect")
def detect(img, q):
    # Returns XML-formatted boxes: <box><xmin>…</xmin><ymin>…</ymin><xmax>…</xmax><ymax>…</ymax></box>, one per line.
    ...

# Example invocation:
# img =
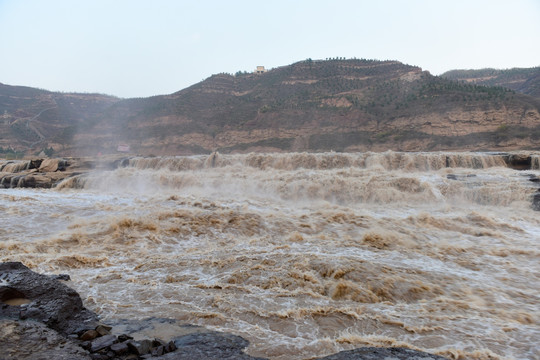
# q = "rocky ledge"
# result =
<box><xmin>0</xmin><ymin>157</ymin><xmax>123</xmax><ymax>189</ymax></box>
<box><xmin>0</xmin><ymin>262</ymin><xmax>448</xmax><ymax>359</ymax></box>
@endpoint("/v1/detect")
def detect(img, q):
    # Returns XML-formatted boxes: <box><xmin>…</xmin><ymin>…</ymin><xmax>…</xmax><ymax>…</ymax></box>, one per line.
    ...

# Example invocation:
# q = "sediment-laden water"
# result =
<box><xmin>1</xmin><ymin>152</ymin><xmax>539</xmax><ymax>359</ymax></box>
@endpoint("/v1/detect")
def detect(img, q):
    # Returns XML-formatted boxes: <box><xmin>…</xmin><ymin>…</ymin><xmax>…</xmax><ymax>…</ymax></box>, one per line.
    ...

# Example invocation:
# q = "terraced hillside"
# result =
<box><xmin>1</xmin><ymin>59</ymin><xmax>540</xmax><ymax>156</ymax></box>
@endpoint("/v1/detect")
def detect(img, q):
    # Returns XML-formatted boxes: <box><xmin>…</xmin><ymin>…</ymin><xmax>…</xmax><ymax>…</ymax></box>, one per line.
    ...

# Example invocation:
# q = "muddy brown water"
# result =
<box><xmin>1</xmin><ymin>152</ymin><xmax>539</xmax><ymax>359</ymax></box>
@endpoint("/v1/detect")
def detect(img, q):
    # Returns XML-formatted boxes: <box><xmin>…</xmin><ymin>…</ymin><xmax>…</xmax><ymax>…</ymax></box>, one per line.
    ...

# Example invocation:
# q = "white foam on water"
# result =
<box><xmin>1</xmin><ymin>151</ymin><xmax>539</xmax><ymax>359</ymax></box>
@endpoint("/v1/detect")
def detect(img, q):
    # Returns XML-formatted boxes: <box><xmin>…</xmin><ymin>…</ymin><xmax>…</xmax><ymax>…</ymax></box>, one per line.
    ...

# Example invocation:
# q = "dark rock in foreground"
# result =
<box><xmin>0</xmin><ymin>263</ymin><xmax>265</xmax><ymax>359</ymax></box>
<box><xmin>0</xmin><ymin>261</ymin><xmax>98</xmax><ymax>335</ymax></box>
<box><xmin>0</xmin><ymin>262</ymin><xmax>448</xmax><ymax>359</ymax></box>
<box><xmin>162</xmin><ymin>332</ymin><xmax>266</xmax><ymax>359</ymax></box>
<box><xmin>0</xmin><ymin>319</ymin><xmax>92</xmax><ymax>360</ymax></box>
<box><xmin>314</xmin><ymin>347</ymin><xmax>447</xmax><ymax>360</ymax></box>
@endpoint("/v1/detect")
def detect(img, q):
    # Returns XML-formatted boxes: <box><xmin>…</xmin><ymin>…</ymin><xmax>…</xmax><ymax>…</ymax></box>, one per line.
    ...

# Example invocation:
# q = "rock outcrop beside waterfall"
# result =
<box><xmin>0</xmin><ymin>262</ymin><xmax>448</xmax><ymax>359</ymax></box>
<box><xmin>0</xmin><ymin>156</ymin><xmax>122</xmax><ymax>189</ymax></box>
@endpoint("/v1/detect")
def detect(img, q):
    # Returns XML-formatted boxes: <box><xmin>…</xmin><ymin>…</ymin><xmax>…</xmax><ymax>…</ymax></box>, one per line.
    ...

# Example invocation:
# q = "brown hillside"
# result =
<box><xmin>2</xmin><ymin>60</ymin><xmax>540</xmax><ymax>156</ymax></box>
<box><xmin>76</xmin><ymin>59</ymin><xmax>540</xmax><ymax>155</ymax></box>
<box><xmin>0</xmin><ymin>83</ymin><xmax>119</xmax><ymax>157</ymax></box>
<box><xmin>441</xmin><ymin>67</ymin><xmax>540</xmax><ymax>98</ymax></box>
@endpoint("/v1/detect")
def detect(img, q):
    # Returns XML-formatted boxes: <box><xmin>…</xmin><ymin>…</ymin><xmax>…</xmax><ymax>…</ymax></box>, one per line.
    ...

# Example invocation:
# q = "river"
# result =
<box><xmin>1</xmin><ymin>151</ymin><xmax>539</xmax><ymax>359</ymax></box>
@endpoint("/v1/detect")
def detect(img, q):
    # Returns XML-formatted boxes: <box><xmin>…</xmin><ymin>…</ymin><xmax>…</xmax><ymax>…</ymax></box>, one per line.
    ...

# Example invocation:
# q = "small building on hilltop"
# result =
<box><xmin>254</xmin><ymin>66</ymin><xmax>267</xmax><ymax>74</ymax></box>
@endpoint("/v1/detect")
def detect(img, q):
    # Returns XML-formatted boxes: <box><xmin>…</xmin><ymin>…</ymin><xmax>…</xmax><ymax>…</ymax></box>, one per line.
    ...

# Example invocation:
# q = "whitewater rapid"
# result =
<box><xmin>1</xmin><ymin>152</ymin><xmax>539</xmax><ymax>359</ymax></box>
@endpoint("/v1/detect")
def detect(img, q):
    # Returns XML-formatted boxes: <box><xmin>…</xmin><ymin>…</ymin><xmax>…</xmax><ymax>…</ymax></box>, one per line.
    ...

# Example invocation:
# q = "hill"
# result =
<box><xmin>441</xmin><ymin>67</ymin><xmax>540</xmax><ymax>98</ymax></box>
<box><xmin>0</xmin><ymin>83</ymin><xmax>119</xmax><ymax>157</ymax></box>
<box><xmin>1</xmin><ymin>59</ymin><xmax>540</xmax><ymax>156</ymax></box>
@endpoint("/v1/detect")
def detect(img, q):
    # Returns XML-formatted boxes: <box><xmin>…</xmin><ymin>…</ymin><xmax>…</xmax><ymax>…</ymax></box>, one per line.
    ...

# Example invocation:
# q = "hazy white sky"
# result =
<box><xmin>0</xmin><ymin>0</ymin><xmax>539</xmax><ymax>98</ymax></box>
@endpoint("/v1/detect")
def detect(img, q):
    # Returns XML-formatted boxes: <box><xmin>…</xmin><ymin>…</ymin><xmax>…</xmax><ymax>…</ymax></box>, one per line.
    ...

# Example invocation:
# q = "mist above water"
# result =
<box><xmin>2</xmin><ymin>151</ymin><xmax>539</xmax><ymax>359</ymax></box>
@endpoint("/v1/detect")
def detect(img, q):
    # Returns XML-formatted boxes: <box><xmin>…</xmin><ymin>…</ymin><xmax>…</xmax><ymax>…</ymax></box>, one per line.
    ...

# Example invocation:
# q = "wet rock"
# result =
<box><xmin>110</xmin><ymin>341</ymin><xmax>129</xmax><ymax>355</ymax></box>
<box><xmin>127</xmin><ymin>339</ymin><xmax>153</xmax><ymax>355</ymax></box>
<box><xmin>28</xmin><ymin>159</ymin><xmax>43</xmax><ymax>170</ymax></box>
<box><xmin>0</xmin><ymin>161</ymin><xmax>11</xmax><ymax>172</ymax></box>
<box><xmin>533</xmin><ymin>191</ymin><xmax>540</xmax><ymax>211</ymax></box>
<box><xmin>90</xmin><ymin>334</ymin><xmax>117</xmax><ymax>352</ymax></box>
<box><xmin>80</xmin><ymin>329</ymin><xmax>99</xmax><ymax>341</ymax></box>
<box><xmin>75</xmin><ymin>324</ymin><xmax>99</xmax><ymax>336</ymax></box>
<box><xmin>521</xmin><ymin>174</ymin><xmax>540</xmax><ymax>210</ymax></box>
<box><xmin>159</xmin><ymin>331</ymin><xmax>267</xmax><ymax>359</ymax></box>
<box><xmin>95</xmin><ymin>324</ymin><xmax>112</xmax><ymax>336</ymax></box>
<box><xmin>111</xmin><ymin>157</ymin><xmax>132</xmax><ymax>168</ymax></box>
<box><xmin>105</xmin><ymin>317</ymin><xmax>207</xmax><ymax>348</ymax></box>
<box><xmin>0</xmin><ymin>319</ymin><xmax>91</xmax><ymax>360</ymax></box>
<box><xmin>138</xmin><ymin>339</ymin><xmax>153</xmax><ymax>354</ymax></box>
<box><xmin>165</xmin><ymin>340</ymin><xmax>177</xmax><ymax>352</ymax></box>
<box><xmin>0</xmin><ymin>174</ymin><xmax>14</xmax><ymax>187</ymax></box>
<box><xmin>0</xmin><ymin>262</ymin><xmax>98</xmax><ymax>335</ymax></box>
<box><xmin>18</xmin><ymin>173</ymin><xmax>56</xmax><ymax>188</ymax></box>
<box><xmin>0</xmin><ymin>177</ymin><xmax>6</xmax><ymax>188</ymax></box>
<box><xmin>0</xmin><ymin>286</ymin><xmax>27</xmax><ymax>306</ymax></box>
<box><xmin>117</xmin><ymin>333</ymin><xmax>134</xmax><ymax>342</ymax></box>
<box><xmin>152</xmin><ymin>345</ymin><xmax>165</xmax><ymax>356</ymax></box>
<box><xmin>89</xmin><ymin>354</ymin><xmax>109</xmax><ymax>360</ymax></box>
<box><xmin>49</xmin><ymin>273</ymin><xmax>71</xmax><ymax>281</ymax></box>
<box><xmin>39</xmin><ymin>158</ymin><xmax>61</xmax><ymax>172</ymax></box>
<box><xmin>152</xmin><ymin>338</ymin><xmax>167</xmax><ymax>347</ymax></box>
<box><xmin>502</xmin><ymin>153</ymin><xmax>532</xmax><ymax>170</ymax></box>
<box><xmin>10</xmin><ymin>174</ymin><xmax>23</xmax><ymax>187</ymax></box>
<box><xmin>0</xmin><ymin>163</ymin><xmax>78</xmax><ymax>188</ymax></box>
<box><xmin>313</xmin><ymin>347</ymin><xmax>447</xmax><ymax>359</ymax></box>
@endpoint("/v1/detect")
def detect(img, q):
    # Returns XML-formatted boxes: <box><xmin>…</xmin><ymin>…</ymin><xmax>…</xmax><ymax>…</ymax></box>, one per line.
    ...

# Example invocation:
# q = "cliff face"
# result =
<box><xmin>2</xmin><ymin>60</ymin><xmax>540</xmax><ymax>156</ymax></box>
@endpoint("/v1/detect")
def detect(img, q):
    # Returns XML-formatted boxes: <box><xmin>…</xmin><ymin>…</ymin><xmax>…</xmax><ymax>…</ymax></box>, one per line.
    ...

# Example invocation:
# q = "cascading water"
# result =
<box><xmin>1</xmin><ymin>151</ymin><xmax>539</xmax><ymax>359</ymax></box>
<box><xmin>117</xmin><ymin>151</ymin><xmax>509</xmax><ymax>172</ymax></box>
